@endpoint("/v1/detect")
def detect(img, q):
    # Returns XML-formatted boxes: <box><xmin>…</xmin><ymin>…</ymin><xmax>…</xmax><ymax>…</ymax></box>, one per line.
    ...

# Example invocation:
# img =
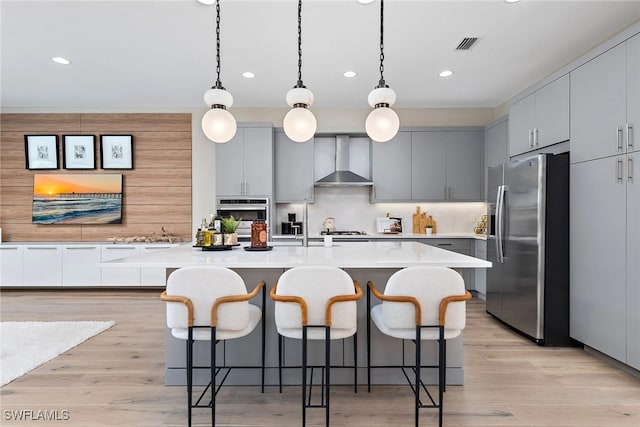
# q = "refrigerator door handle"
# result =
<box><xmin>496</xmin><ymin>185</ymin><xmax>506</xmax><ymax>263</ymax></box>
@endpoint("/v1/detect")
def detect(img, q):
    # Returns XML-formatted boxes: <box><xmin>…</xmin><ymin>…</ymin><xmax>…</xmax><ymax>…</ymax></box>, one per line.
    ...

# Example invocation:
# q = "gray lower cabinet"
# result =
<box><xmin>570</xmin><ymin>155</ymin><xmax>637</xmax><ymax>366</ymax></box>
<box><xmin>371</xmin><ymin>131</ymin><xmax>412</xmax><ymax>201</ymax></box>
<box><xmin>216</xmin><ymin>125</ymin><xmax>273</xmax><ymax>197</ymax></box>
<box><xmin>509</xmin><ymin>74</ymin><xmax>570</xmax><ymax>157</ymax></box>
<box><xmin>274</xmin><ymin>130</ymin><xmax>314</xmax><ymax>202</ymax></box>
<box><xmin>625</xmin><ymin>151</ymin><xmax>639</xmax><ymax>370</ymax></box>
<box><xmin>417</xmin><ymin>238</ymin><xmax>475</xmax><ymax>290</ymax></box>
<box><xmin>570</xmin><ymin>36</ymin><xmax>638</xmax><ymax>163</ymax></box>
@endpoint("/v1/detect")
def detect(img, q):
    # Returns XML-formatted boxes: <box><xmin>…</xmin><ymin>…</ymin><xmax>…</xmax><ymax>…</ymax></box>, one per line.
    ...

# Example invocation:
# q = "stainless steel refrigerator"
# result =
<box><xmin>486</xmin><ymin>153</ymin><xmax>571</xmax><ymax>345</ymax></box>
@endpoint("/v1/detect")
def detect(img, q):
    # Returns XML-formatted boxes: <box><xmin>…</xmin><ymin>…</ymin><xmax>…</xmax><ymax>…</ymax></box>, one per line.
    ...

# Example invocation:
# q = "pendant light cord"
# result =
<box><xmin>214</xmin><ymin>0</ymin><xmax>224</xmax><ymax>90</ymax></box>
<box><xmin>378</xmin><ymin>0</ymin><xmax>387</xmax><ymax>88</ymax></box>
<box><xmin>296</xmin><ymin>0</ymin><xmax>305</xmax><ymax>88</ymax></box>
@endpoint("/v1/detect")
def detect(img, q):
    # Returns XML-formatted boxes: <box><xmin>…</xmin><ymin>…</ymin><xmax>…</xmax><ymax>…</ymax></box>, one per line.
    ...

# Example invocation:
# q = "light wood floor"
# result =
<box><xmin>0</xmin><ymin>289</ymin><xmax>638</xmax><ymax>426</ymax></box>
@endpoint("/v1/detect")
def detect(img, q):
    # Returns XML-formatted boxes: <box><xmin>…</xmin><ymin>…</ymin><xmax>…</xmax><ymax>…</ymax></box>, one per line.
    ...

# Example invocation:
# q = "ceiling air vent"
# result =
<box><xmin>456</xmin><ymin>37</ymin><xmax>478</xmax><ymax>50</ymax></box>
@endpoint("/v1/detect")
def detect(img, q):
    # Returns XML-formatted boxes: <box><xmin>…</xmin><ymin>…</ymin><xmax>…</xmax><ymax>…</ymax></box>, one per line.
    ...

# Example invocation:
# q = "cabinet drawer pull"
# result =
<box><xmin>629</xmin><ymin>157</ymin><xmax>634</xmax><ymax>181</ymax></box>
<box><xmin>104</xmin><ymin>246</ymin><xmax>136</xmax><ymax>250</ymax></box>
<box><xmin>617</xmin><ymin>126</ymin><xmax>623</xmax><ymax>151</ymax></box>
<box><xmin>437</xmin><ymin>243</ymin><xmax>453</xmax><ymax>246</ymax></box>
<box><xmin>616</xmin><ymin>158</ymin><xmax>623</xmax><ymax>183</ymax></box>
<box><xmin>628</xmin><ymin>124</ymin><xmax>634</xmax><ymax>151</ymax></box>
<box><xmin>144</xmin><ymin>246</ymin><xmax>170</xmax><ymax>250</ymax></box>
<box><xmin>65</xmin><ymin>246</ymin><xmax>97</xmax><ymax>250</ymax></box>
<box><xmin>26</xmin><ymin>246</ymin><xmax>57</xmax><ymax>250</ymax></box>
<box><xmin>0</xmin><ymin>247</ymin><xmax>18</xmax><ymax>250</ymax></box>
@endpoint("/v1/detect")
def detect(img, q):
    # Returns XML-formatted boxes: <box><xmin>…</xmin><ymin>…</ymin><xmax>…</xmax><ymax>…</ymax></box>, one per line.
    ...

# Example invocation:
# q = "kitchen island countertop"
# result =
<box><xmin>100</xmin><ymin>240</ymin><xmax>491</xmax><ymax>269</ymax></box>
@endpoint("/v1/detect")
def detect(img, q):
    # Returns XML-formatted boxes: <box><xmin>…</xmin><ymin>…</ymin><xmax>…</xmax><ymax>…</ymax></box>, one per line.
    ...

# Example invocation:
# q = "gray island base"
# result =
<box><xmin>102</xmin><ymin>241</ymin><xmax>491</xmax><ymax>386</ymax></box>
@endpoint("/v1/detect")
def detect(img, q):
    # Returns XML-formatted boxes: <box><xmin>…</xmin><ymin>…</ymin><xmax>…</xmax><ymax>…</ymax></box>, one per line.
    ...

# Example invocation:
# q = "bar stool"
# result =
<box><xmin>366</xmin><ymin>267</ymin><xmax>471</xmax><ymax>427</ymax></box>
<box><xmin>161</xmin><ymin>266</ymin><xmax>266</xmax><ymax>427</ymax></box>
<box><xmin>270</xmin><ymin>266</ymin><xmax>363</xmax><ymax>427</ymax></box>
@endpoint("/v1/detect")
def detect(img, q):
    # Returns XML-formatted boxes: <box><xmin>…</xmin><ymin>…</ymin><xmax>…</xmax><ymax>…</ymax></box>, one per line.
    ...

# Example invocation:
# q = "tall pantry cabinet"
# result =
<box><xmin>570</xmin><ymin>34</ymin><xmax>639</xmax><ymax>370</ymax></box>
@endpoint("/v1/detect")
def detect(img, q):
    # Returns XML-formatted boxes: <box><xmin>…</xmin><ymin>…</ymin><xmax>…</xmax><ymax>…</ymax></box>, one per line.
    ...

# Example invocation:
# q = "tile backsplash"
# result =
<box><xmin>275</xmin><ymin>187</ymin><xmax>486</xmax><ymax>235</ymax></box>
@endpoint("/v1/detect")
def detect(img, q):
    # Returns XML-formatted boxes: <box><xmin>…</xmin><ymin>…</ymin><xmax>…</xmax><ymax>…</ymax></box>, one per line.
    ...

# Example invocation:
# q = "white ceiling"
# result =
<box><xmin>1</xmin><ymin>0</ymin><xmax>639</xmax><ymax>110</ymax></box>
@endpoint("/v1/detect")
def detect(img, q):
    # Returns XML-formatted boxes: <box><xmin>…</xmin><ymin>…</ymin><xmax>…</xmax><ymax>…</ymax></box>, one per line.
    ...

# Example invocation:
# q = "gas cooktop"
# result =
<box><xmin>320</xmin><ymin>230</ymin><xmax>369</xmax><ymax>236</ymax></box>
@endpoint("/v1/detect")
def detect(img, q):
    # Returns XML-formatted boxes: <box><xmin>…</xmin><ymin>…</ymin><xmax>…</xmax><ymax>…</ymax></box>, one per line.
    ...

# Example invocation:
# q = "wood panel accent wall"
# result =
<box><xmin>0</xmin><ymin>113</ymin><xmax>192</xmax><ymax>242</ymax></box>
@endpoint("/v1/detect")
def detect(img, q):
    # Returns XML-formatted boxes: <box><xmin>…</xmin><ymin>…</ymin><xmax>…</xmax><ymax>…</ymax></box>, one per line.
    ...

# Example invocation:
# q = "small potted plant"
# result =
<box><xmin>221</xmin><ymin>216</ymin><xmax>241</xmax><ymax>245</ymax></box>
<box><xmin>425</xmin><ymin>224</ymin><xmax>433</xmax><ymax>236</ymax></box>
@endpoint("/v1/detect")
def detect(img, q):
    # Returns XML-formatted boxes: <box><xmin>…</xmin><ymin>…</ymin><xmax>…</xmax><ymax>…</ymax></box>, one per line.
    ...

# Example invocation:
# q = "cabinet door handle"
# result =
<box><xmin>617</xmin><ymin>158</ymin><xmax>624</xmax><ymax>183</ymax></box>
<box><xmin>617</xmin><ymin>126</ymin><xmax>623</xmax><ymax>151</ymax></box>
<box><xmin>65</xmin><ymin>246</ymin><xmax>97</xmax><ymax>250</ymax></box>
<box><xmin>528</xmin><ymin>130</ymin><xmax>534</xmax><ymax>148</ymax></box>
<box><xmin>534</xmin><ymin>128</ymin><xmax>539</xmax><ymax>146</ymax></box>
<box><xmin>104</xmin><ymin>246</ymin><xmax>136</xmax><ymax>250</ymax></box>
<box><xmin>26</xmin><ymin>246</ymin><xmax>57</xmax><ymax>250</ymax></box>
<box><xmin>627</xmin><ymin>124</ymin><xmax>634</xmax><ymax>151</ymax></box>
<box><xmin>437</xmin><ymin>243</ymin><xmax>453</xmax><ymax>246</ymax></box>
<box><xmin>0</xmin><ymin>247</ymin><xmax>18</xmax><ymax>250</ymax></box>
<box><xmin>629</xmin><ymin>157</ymin><xmax>634</xmax><ymax>181</ymax></box>
<box><xmin>245</xmin><ymin>182</ymin><xmax>248</xmax><ymax>195</ymax></box>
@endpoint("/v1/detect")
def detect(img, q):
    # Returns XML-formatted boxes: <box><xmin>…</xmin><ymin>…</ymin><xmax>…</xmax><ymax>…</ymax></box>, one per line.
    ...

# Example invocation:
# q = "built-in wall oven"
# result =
<box><xmin>216</xmin><ymin>198</ymin><xmax>270</xmax><ymax>241</ymax></box>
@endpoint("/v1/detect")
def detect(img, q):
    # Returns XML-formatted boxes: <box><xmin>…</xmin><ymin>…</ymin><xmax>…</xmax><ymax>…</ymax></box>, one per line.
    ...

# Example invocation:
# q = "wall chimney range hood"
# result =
<box><xmin>315</xmin><ymin>135</ymin><xmax>373</xmax><ymax>187</ymax></box>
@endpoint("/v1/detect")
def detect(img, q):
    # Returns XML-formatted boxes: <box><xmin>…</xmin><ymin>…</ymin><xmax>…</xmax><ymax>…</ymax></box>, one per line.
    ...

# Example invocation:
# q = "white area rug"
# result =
<box><xmin>0</xmin><ymin>320</ymin><xmax>115</xmax><ymax>387</ymax></box>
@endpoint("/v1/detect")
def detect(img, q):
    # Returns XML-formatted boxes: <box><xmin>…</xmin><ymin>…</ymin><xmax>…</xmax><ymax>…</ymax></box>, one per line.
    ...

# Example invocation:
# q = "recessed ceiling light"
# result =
<box><xmin>358</xmin><ymin>0</ymin><xmax>376</xmax><ymax>4</ymax></box>
<box><xmin>197</xmin><ymin>0</ymin><xmax>216</xmax><ymax>5</ymax></box>
<box><xmin>242</xmin><ymin>71</ymin><xmax>255</xmax><ymax>79</ymax></box>
<box><xmin>505</xmin><ymin>0</ymin><xmax>521</xmax><ymax>3</ymax></box>
<box><xmin>343</xmin><ymin>71</ymin><xmax>357</xmax><ymax>78</ymax></box>
<box><xmin>439</xmin><ymin>70</ymin><xmax>454</xmax><ymax>78</ymax></box>
<box><xmin>51</xmin><ymin>57</ymin><xmax>71</xmax><ymax>65</ymax></box>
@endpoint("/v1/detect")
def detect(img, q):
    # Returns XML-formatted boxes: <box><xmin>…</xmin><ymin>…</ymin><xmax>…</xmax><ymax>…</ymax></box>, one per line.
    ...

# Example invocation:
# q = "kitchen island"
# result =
<box><xmin>102</xmin><ymin>241</ymin><xmax>491</xmax><ymax>386</ymax></box>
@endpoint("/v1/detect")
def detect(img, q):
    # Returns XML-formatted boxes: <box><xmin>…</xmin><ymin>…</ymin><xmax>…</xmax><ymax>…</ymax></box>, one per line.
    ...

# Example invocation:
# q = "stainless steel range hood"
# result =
<box><xmin>315</xmin><ymin>135</ymin><xmax>373</xmax><ymax>186</ymax></box>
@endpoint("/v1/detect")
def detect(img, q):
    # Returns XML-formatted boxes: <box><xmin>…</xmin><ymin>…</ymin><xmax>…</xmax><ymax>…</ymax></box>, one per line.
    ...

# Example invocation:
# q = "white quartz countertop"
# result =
<box><xmin>272</xmin><ymin>232</ymin><xmax>487</xmax><ymax>240</ymax></box>
<box><xmin>99</xmin><ymin>241</ymin><xmax>491</xmax><ymax>269</ymax></box>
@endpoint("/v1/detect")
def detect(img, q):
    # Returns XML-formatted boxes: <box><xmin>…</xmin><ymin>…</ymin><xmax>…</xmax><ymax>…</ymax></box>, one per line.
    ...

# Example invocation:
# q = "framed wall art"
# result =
<box><xmin>24</xmin><ymin>135</ymin><xmax>59</xmax><ymax>170</ymax></box>
<box><xmin>63</xmin><ymin>135</ymin><xmax>96</xmax><ymax>169</ymax></box>
<box><xmin>100</xmin><ymin>135</ymin><xmax>133</xmax><ymax>169</ymax></box>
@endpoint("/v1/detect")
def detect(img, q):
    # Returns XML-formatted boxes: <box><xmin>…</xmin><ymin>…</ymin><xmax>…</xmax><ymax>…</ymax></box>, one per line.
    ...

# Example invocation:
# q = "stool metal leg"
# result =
<box><xmin>211</xmin><ymin>327</ymin><xmax>216</xmax><ymax>427</ymax></box>
<box><xmin>438</xmin><ymin>328</ymin><xmax>444</xmax><ymax>427</ymax></box>
<box><xmin>302</xmin><ymin>327</ymin><xmax>307</xmax><ymax>426</ymax></box>
<box><xmin>325</xmin><ymin>327</ymin><xmax>330</xmax><ymax>427</ymax></box>
<box><xmin>278</xmin><ymin>334</ymin><xmax>283</xmax><ymax>393</ymax></box>
<box><xmin>353</xmin><ymin>331</ymin><xmax>358</xmax><ymax>393</ymax></box>
<box><xmin>415</xmin><ymin>326</ymin><xmax>420</xmax><ymax>427</ymax></box>
<box><xmin>187</xmin><ymin>328</ymin><xmax>193</xmax><ymax>427</ymax></box>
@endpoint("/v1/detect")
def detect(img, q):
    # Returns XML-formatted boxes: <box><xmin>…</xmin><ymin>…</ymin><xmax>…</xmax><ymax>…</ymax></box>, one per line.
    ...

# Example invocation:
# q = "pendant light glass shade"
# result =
<box><xmin>283</xmin><ymin>0</ymin><xmax>316</xmax><ymax>143</ymax></box>
<box><xmin>202</xmin><ymin>107</ymin><xmax>237</xmax><ymax>143</ymax></box>
<box><xmin>284</xmin><ymin>86</ymin><xmax>316</xmax><ymax>142</ymax></box>
<box><xmin>366</xmin><ymin>106</ymin><xmax>399</xmax><ymax>143</ymax></box>
<box><xmin>366</xmin><ymin>0</ymin><xmax>399</xmax><ymax>143</ymax></box>
<box><xmin>201</xmin><ymin>0</ymin><xmax>236</xmax><ymax>143</ymax></box>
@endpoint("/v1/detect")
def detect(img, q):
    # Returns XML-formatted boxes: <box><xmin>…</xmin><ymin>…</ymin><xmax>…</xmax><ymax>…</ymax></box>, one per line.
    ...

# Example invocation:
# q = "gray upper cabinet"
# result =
<box><xmin>274</xmin><ymin>130</ymin><xmax>314</xmax><ymax>203</ymax></box>
<box><xmin>628</xmin><ymin>34</ymin><xmax>639</xmax><ymax>154</ymax></box>
<box><xmin>485</xmin><ymin>118</ymin><xmax>509</xmax><ymax>170</ymax></box>
<box><xmin>446</xmin><ymin>130</ymin><xmax>483</xmax><ymax>200</ymax></box>
<box><xmin>412</xmin><ymin>130</ymin><xmax>483</xmax><ymax>201</ymax></box>
<box><xmin>372</xmin><ymin>129</ymin><xmax>483</xmax><ymax>202</ymax></box>
<box><xmin>371</xmin><ymin>131</ymin><xmax>412</xmax><ymax>201</ymax></box>
<box><xmin>570</xmin><ymin>41</ymin><xmax>629</xmax><ymax>163</ymax></box>
<box><xmin>509</xmin><ymin>74</ymin><xmax>570</xmax><ymax>157</ymax></box>
<box><xmin>411</xmin><ymin>131</ymin><xmax>446</xmax><ymax>200</ymax></box>
<box><xmin>216</xmin><ymin>126</ymin><xmax>273</xmax><ymax>197</ymax></box>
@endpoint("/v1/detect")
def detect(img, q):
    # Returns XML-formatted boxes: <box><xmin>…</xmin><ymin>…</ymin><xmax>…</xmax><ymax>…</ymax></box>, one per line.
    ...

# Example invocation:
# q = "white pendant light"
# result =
<box><xmin>365</xmin><ymin>0</ymin><xmax>399</xmax><ymax>143</ymax></box>
<box><xmin>201</xmin><ymin>0</ymin><xmax>237</xmax><ymax>143</ymax></box>
<box><xmin>283</xmin><ymin>0</ymin><xmax>316</xmax><ymax>143</ymax></box>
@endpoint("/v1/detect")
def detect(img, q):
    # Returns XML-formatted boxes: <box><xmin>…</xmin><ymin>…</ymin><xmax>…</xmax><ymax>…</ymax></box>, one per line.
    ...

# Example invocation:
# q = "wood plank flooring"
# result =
<box><xmin>1</xmin><ymin>290</ymin><xmax>638</xmax><ymax>426</ymax></box>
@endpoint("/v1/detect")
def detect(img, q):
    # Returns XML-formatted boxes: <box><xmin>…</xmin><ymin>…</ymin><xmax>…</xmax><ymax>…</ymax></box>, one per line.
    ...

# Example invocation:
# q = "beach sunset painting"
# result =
<box><xmin>33</xmin><ymin>174</ymin><xmax>123</xmax><ymax>224</ymax></box>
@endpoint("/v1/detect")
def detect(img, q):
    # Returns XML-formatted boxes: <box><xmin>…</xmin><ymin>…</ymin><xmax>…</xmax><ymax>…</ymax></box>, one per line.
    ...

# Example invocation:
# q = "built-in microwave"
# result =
<box><xmin>216</xmin><ymin>198</ymin><xmax>270</xmax><ymax>240</ymax></box>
